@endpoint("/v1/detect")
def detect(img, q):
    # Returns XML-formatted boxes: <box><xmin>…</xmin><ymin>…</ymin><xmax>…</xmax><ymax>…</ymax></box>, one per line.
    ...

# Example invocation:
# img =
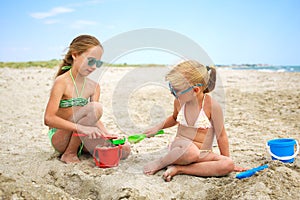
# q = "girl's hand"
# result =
<box><xmin>144</xmin><ymin>125</ymin><xmax>162</xmax><ymax>138</ymax></box>
<box><xmin>77</xmin><ymin>125</ymin><xmax>103</xmax><ymax>139</ymax></box>
<box><xmin>95</xmin><ymin>121</ymin><xmax>118</xmax><ymax>139</ymax></box>
<box><xmin>96</xmin><ymin>124</ymin><xmax>118</xmax><ymax>138</ymax></box>
<box><xmin>234</xmin><ymin>165</ymin><xmax>249</xmax><ymax>172</ymax></box>
<box><xmin>101</xmin><ymin>132</ymin><xmax>118</xmax><ymax>139</ymax></box>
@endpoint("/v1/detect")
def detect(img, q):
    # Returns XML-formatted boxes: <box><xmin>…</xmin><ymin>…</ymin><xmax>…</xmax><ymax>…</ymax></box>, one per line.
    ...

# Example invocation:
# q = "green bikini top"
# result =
<box><xmin>59</xmin><ymin>70</ymin><xmax>88</xmax><ymax>108</ymax></box>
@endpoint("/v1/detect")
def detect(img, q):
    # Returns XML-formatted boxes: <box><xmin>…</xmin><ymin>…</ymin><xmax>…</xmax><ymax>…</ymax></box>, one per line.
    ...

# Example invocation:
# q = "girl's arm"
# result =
<box><xmin>216</xmin><ymin>126</ymin><xmax>230</xmax><ymax>157</ymax></box>
<box><xmin>210</xmin><ymin>97</ymin><xmax>229</xmax><ymax>157</ymax></box>
<box><xmin>210</xmin><ymin>97</ymin><xmax>248</xmax><ymax>171</ymax></box>
<box><xmin>144</xmin><ymin>99</ymin><xmax>179</xmax><ymax>137</ymax></box>
<box><xmin>161</xmin><ymin>99</ymin><xmax>180</xmax><ymax>129</ymax></box>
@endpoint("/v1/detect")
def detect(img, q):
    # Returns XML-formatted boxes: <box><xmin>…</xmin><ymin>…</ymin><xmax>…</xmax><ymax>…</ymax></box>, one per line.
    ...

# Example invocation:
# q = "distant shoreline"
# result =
<box><xmin>0</xmin><ymin>60</ymin><xmax>299</xmax><ymax>72</ymax></box>
<box><xmin>217</xmin><ymin>64</ymin><xmax>300</xmax><ymax>73</ymax></box>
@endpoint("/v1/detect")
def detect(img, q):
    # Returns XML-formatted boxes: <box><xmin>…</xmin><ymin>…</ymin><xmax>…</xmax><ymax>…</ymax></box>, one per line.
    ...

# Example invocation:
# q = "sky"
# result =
<box><xmin>0</xmin><ymin>0</ymin><xmax>300</xmax><ymax>65</ymax></box>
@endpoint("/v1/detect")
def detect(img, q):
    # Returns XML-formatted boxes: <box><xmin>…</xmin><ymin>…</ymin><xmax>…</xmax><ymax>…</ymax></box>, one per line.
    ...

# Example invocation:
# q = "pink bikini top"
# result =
<box><xmin>176</xmin><ymin>94</ymin><xmax>212</xmax><ymax>129</ymax></box>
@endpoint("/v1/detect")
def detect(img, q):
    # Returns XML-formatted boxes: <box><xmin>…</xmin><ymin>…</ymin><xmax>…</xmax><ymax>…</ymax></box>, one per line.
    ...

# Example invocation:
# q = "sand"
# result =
<box><xmin>0</xmin><ymin>66</ymin><xmax>299</xmax><ymax>199</ymax></box>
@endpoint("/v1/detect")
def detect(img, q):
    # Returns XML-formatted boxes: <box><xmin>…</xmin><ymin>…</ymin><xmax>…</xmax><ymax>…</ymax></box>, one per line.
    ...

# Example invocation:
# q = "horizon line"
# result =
<box><xmin>0</xmin><ymin>59</ymin><xmax>300</xmax><ymax>66</ymax></box>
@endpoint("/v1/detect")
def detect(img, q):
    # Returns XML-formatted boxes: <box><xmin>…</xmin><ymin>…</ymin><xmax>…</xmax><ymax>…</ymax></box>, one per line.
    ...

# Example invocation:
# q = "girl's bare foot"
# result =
<box><xmin>143</xmin><ymin>160</ymin><xmax>164</xmax><ymax>175</ymax></box>
<box><xmin>163</xmin><ymin>165</ymin><xmax>178</xmax><ymax>182</ymax></box>
<box><xmin>61</xmin><ymin>153</ymin><xmax>80</xmax><ymax>164</ymax></box>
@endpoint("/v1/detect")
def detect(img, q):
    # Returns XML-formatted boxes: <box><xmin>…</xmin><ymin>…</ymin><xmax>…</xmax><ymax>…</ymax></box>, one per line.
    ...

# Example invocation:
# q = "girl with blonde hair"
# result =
<box><xmin>144</xmin><ymin>60</ymin><xmax>245</xmax><ymax>181</ymax></box>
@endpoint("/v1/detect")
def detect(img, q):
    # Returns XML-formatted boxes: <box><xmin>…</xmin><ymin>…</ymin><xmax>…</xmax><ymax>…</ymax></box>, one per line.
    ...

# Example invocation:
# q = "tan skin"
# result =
<box><xmin>143</xmin><ymin>86</ymin><xmax>247</xmax><ymax>181</ymax></box>
<box><xmin>44</xmin><ymin>46</ymin><xmax>130</xmax><ymax>163</ymax></box>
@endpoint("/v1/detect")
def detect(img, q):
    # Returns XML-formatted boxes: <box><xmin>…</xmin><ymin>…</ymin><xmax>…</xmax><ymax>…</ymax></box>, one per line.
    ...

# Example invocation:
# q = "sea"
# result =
<box><xmin>218</xmin><ymin>65</ymin><xmax>300</xmax><ymax>73</ymax></box>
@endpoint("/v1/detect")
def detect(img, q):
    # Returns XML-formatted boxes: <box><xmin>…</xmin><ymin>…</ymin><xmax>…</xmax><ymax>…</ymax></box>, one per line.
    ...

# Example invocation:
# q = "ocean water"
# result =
<box><xmin>221</xmin><ymin>65</ymin><xmax>300</xmax><ymax>73</ymax></box>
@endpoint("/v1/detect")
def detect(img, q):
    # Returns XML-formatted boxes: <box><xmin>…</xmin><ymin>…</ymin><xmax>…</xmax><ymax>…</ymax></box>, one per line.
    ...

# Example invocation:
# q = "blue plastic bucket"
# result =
<box><xmin>267</xmin><ymin>138</ymin><xmax>299</xmax><ymax>163</ymax></box>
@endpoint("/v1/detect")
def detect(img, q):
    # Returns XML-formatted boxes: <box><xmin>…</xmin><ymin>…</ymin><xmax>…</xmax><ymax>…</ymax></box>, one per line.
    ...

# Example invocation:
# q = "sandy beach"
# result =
<box><xmin>0</xmin><ymin>66</ymin><xmax>299</xmax><ymax>199</ymax></box>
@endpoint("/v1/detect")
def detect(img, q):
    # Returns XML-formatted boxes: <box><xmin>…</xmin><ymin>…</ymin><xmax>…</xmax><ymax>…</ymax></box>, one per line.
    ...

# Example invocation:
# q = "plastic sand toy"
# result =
<box><xmin>128</xmin><ymin>130</ymin><xmax>164</xmax><ymax>143</ymax></box>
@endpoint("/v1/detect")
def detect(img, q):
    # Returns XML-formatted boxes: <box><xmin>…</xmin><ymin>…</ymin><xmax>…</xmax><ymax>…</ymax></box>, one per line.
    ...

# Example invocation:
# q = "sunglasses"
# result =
<box><xmin>169</xmin><ymin>82</ymin><xmax>203</xmax><ymax>98</ymax></box>
<box><xmin>87</xmin><ymin>57</ymin><xmax>104</xmax><ymax>68</ymax></box>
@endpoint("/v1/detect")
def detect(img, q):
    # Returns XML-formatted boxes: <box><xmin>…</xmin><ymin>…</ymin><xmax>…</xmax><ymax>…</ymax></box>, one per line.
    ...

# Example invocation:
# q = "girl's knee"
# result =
<box><xmin>88</xmin><ymin>102</ymin><xmax>103</xmax><ymax>118</ymax></box>
<box><xmin>181</xmin><ymin>146</ymin><xmax>199</xmax><ymax>164</ymax></box>
<box><xmin>221</xmin><ymin>157</ymin><xmax>234</xmax><ymax>174</ymax></box>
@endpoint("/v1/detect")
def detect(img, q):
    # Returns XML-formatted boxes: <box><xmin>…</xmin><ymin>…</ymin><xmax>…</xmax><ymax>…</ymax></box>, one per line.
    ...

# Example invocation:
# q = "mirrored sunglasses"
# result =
<box><xmin>168</xmin><ymin>82</ymin><xmax>203</xmax><ymax>98</ymax></box>
<box><xmin>87</xmin><ymin>57</ymin><xmax>103</xmax><ymax>68</ymax></box>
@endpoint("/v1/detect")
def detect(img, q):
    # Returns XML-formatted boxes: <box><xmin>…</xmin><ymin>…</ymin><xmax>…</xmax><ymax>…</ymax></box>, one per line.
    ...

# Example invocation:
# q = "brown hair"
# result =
<box><xmin>166</xmin><ymin>60</ymin><xmax>216</xmax><ymax>93</ymax></box>
<box><xmin>56</xmin><ymin>35</ymin><xmax>103</xmax><ymax>77</ymax></box>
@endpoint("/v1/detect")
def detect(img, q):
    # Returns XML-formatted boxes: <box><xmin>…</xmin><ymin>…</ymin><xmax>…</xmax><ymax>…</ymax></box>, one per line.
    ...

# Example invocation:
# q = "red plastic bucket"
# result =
<box><xmin>93</xmin><ymin>145</ymin><xmax>122</xmax><ymax>168</ymax></box>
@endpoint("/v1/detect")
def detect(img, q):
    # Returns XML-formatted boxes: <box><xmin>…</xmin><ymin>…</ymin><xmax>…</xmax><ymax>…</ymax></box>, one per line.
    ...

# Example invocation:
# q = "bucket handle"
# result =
<box><xmin>93</xmin><ymin>148</ymin><xmax>99</xmax><ymax>162</ymax></box>
<box><xmin>266</xmin><ymin>140</ymin><xmax>299</xmax><ymax>161</ymax></box>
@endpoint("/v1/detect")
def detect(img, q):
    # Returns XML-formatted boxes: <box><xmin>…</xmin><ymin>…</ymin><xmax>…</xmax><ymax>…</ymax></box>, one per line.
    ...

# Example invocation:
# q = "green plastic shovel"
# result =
<box><xmin>110</xmin><ymin>137</ymin><xmax>126</xmax><ymax>145</ymax></box>
<box><xmin>128</xmin><ymin>130</ymin><xmax>164</xmax><ymax>144</ymax></box>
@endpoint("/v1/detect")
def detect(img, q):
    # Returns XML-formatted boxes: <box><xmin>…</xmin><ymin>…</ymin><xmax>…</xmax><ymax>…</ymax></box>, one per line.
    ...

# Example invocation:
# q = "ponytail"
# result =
<box><xmin>55</xmin><ymin>52</ymin><xmax>73</xmax><ymax>77</ymax></box>
<box><xmin>203</xmin><ymin>65</ymin><xmax>216</xmax><ymax>93</ymax></box>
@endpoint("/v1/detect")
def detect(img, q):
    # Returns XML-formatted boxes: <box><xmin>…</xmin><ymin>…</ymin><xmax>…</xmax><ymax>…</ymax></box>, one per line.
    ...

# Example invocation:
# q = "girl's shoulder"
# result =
<box><xmin>205</xmin><ymin>94</ymin><xmax>223</xmax><ymax>111</ymax></box>
<box><xmin>205</xmin><ymin>93</ymin><xmax>219</xmax><ymax>103</ymax></box>
<box><xmin>204</xmin><ymin>93</ymin><xmax>212</xmax><ymax>105</ymax></box>
<box><xmin>53</xmin><ymin>73</ymin><xmax>69</xmax><ymax>86</ymax></box>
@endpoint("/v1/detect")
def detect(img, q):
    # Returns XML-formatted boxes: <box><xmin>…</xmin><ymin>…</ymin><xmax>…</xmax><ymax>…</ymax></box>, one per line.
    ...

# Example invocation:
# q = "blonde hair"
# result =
<box><xmin>166</xmin><ymin>60</ymin><xmax>216</xmax><ymax>93</ymax></box>
<box><xmin>56</xmin><ymin>35</ymin><xmax>103</xmax><ymax>77</ymax></box>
